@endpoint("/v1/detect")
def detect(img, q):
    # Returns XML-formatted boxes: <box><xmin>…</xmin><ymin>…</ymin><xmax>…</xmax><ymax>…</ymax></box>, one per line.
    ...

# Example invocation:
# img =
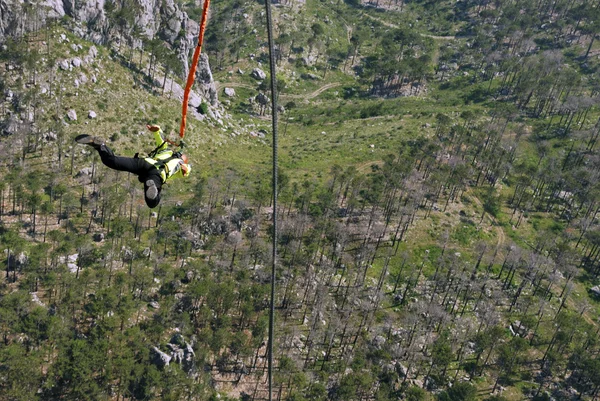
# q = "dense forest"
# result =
<box><xmin>1</xmin><ymin>0</ymin><xmax>600</xmax><ymax>400</ymax></box>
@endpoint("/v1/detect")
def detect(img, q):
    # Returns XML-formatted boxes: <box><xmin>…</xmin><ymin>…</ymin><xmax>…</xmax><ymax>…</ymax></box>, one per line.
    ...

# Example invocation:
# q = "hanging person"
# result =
<box><xmin>75</xmin><ymin>124</ymin><xmax>191</xmax><ymax>208</ymax></box>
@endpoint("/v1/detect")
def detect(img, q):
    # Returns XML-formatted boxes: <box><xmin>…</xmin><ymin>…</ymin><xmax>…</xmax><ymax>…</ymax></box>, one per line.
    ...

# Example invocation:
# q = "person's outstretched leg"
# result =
<box><xmin>76</xmin><ymin>134</ymin><xmax>151</xmax><ymax>175</ymax></box>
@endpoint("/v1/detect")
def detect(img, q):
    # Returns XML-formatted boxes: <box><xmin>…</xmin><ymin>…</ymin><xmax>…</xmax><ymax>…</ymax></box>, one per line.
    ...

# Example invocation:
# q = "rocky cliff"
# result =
<box><xmin>1</xmin><ymin>0</ymin><xmax>202</xmax><ymax>79</ymax></box>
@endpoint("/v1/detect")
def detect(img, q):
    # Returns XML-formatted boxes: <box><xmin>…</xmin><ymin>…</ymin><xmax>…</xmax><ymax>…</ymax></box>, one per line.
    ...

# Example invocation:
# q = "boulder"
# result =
<box><xmin>181</xmin><ymin>271</ymin><xmax>194</xmax><ymax>284</ymax></box>
<box><xmin>372</xmin><ymin>335</ymin><xmax>386</xmax><ymax>349</ymax></box>
<box><xmin>188</xmin><ymin>92</ymin><xmax>202</xmax><ymax>109</ymax></box>
<box><xmin>59</xmin><ymin>59</ymin><xmax>70</xmax><ymax>70</ymax></box>
<box><xmin>77</xmin><ymin>167</ymin><xmax>93</xmax><ymax>177</ymax></box>
<box><xmin>227</xmin><ymin>230</ymin><xmax>243</xmax><ymax>245</ymax></box>
<box><xmin>75</xmin><ymin>167</ymin><xmax>93</xmax><ymax>184</ymax></box>
<box><xmin>45</xmin><ymin>132</ymin><xmax>57</xmax><ymax>141</ymax></box>
<box><xmin>251</xmin><ymin>68</ymin><xmax>267</xmax><ymax>80</ymax></box>
<box><xmin>510</xmin><ymin>320</ymin><xmax>527</xmax><ymax>337</ymax></box>
<box><xmin>31</xmin><ymin>292</ymin><xmax>45</xmax><ymax>307</ymax></box>
<box><xmin>93</xmin><ymin>233</ymin><xmax>104</xmax><ymax>242</ymax></box>
<box><xmin>71</xmin><ymin>57</ymin><xmax>82</xmax><ymax>68</ymax></box>
<box><xmin>224</xmin><ymin>87</ymin><xmax>236</xmax><ymax>97</ymax></box>
<box><xmin>122</xmin><ymin>247</ymin><xmax>134</xmax><ymax>262</ymax></box>
<box><xmin>301</xmin><ymin>73</ymin><xmax>320</xmax><ymax>80</ymax></box>
<box><xmin>88</xmin><ymin>110</ymin><xmax>97</xmax><ymax>119</ymax></box>
<box><xmin>67</xmin><ymin>109</ymin><xmax>77</xmax><ymax>121</ymax></box>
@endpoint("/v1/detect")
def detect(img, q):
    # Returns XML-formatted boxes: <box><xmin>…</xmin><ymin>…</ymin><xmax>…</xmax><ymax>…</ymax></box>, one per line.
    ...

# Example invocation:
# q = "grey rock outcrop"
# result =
<box><xmin>181</xmin><ymin>271</ymin><xmax>194</xmax><ymax>284</ymax></box>
<box><xmin>152</xmin><ymin>75</ymin><xmax>203</xmax><ymax>111</ymax></box>
<box><xmin>251</xmin><ymin>68</ymin><xmax>267</xmax><ymax>80</ymax></box>
<box><xmin>152</xmin><ymin>346</ymin><xmax>172</xmax><ymax>368</ymax></box>
<box><xmin>42</xmin><ymin>0</ymin><xmax>66</xmax><ymax>18</ymax></box>
<box><xmin>3</xmin><ymin>0</ymin><xmax>196</xmax><ymax>64</ymax></box>
<box><xmin>255</xmin><ymin>92</ymin><xmax>269</xmax><ymax>106</ymax></box>
<box><xmin>8</xmin><ymin>252</ymin><xmax>28</xmax><ymax>268</ymax></box>
<box><xmin>151</xmin><ymin>334</ymin><xmax>196</xmax><ymax>375</ymax></box>
<box><xmin>76</xmin><ymin>167</ymin><xmax>93</xmax><ymax>184</ymax></box>
<box><xmin>196</xmin><ymin>53</ymin><xmax>218</xmax><ymax>106</ymax></box>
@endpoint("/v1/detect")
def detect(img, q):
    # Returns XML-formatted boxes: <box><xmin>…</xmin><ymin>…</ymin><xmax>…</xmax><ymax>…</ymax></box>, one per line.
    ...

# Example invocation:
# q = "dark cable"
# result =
<box><xmin>263</xmin><ymin>0</ymin><xmax>279</xmax><ymax>399</ymax></box>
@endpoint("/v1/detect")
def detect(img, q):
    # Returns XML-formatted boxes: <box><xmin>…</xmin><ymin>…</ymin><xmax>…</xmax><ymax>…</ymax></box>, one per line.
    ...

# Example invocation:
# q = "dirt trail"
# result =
<box><xmin>217</xmin><ymin>80</ymin><xmax>343</xmax><ymax>101</ymax></box>
<box><xmin>282</xmin><ymin>82</ymin><xmax>343</xmax><ymax>99</ymax></box>
<box><xmin>470</xmin><ymin>193</ymin><xmax>505</xmax><ymax>250</ymax></box>
<box><xmin>421</xmin><ymin>34</ymin><xmax>456</xmax><ymax>40</ymax></box>
<box><xmin>361</xmin><ymin>13</ymin><xmax>456</xmax><ymax>40</ymax></box>
<box><xmin>215</xmin><ymin>81</ymin><xmax>255</xmax><ymax>91</ymax></box>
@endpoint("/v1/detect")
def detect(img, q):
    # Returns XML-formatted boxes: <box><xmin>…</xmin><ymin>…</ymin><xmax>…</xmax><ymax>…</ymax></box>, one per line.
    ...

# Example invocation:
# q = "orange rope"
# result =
<box><xmin>179</xmin><ymin>0</ymin><xmax>211</xmax><ymax>140</ymax></box>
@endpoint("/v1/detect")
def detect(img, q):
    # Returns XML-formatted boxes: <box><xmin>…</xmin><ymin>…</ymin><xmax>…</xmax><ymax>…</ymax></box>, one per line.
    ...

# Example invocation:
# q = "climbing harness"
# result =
<box><xmin>148</xmin><ymin>141</ymin><xmax>168</xmax><ymax>158</ymax></box>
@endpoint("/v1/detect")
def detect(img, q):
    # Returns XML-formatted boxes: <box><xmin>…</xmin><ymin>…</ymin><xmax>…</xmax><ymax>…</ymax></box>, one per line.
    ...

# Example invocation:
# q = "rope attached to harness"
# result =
<box><xmin>179</xmin><ymin>0</ymin><xmax>211</xmax><ymax>140</ymax></box>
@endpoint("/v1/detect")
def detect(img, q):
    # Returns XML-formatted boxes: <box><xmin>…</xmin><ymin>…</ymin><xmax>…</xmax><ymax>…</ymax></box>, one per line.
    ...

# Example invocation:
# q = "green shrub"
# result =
<box><xmin>198</xmin><ymin>102</ymin><xmax>209</xmax><ymax>115</ymax></box>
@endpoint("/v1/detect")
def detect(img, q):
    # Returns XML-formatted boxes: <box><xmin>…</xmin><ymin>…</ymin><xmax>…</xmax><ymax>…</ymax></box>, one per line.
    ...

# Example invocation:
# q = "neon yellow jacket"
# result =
<box><xmin>144</xmin><ymin>128</ymin><xmax>191</xmax><ymax>183</ymax></box>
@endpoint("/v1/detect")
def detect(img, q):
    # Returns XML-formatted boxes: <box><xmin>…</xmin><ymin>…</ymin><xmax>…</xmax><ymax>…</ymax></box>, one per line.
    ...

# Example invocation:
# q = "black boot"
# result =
<box><xmin>75</xmin><ymin>134</ymin><xmax>105</xmax><ymax>150</ymax></box>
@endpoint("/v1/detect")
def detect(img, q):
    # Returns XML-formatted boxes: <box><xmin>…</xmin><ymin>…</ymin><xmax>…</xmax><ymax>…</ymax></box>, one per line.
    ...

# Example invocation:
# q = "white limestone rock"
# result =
<box><xmin>224</xmin><ymin>87</ymin><xmax>236</xmax><ymax>97</ymax></box>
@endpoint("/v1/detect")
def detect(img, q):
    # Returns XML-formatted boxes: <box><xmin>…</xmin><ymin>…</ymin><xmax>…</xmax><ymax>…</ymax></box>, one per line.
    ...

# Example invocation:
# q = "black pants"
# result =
<box><xmin>97</xmin><ymin>145</ymin><xmax>163</xmax><ymax>208</ymax></box>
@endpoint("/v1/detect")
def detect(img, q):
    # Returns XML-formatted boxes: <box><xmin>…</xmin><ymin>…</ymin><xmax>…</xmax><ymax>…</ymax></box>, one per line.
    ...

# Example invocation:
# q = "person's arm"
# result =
<box><xmin>174</xmin><ymin>163</ymin><xmax>192</xmax><ymax>178</ymax></box>
<box><xmin>165</xmin><ymin>160</ymin><xmax>191</xmax><ymax>182</ymax></box>
<box><xmin>147</xmin><ymin>125</ymin><xmax>168</xmax><ymax>151</ymax></box>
